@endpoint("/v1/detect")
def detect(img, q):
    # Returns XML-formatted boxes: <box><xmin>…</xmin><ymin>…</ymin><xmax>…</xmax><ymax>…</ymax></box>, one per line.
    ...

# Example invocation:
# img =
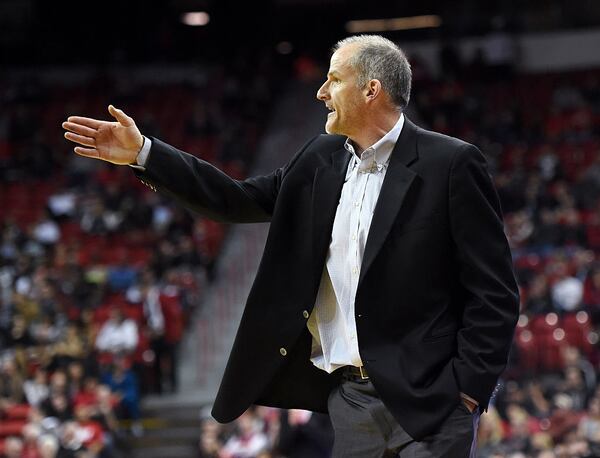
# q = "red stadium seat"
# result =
<box><xmin>561</xmin><ymin>312</ymin><xmax>593</xmax><ymax>354</ymax></box>
<box><xmin>0</xmin><ymin>420</ymin><xmax>26</xmax><ymax>437</ymax></box>
<box><xmin>4</xmin><ymin>404</ymin><xmax>31</xmax><ymax>420</ymax></box>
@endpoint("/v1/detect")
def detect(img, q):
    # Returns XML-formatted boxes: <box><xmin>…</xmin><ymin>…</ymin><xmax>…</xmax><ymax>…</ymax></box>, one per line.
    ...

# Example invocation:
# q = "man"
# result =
<box><xmin>63</xmin><ymin>35</ymin><xmax>519</xmax><ymax>456</ymax></box>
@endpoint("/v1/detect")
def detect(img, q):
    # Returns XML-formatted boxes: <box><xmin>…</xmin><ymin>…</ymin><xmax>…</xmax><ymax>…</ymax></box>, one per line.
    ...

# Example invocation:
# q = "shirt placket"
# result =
<box><xmin>350</xmin><ymin>167</ymin><xmax>369</xmax><ymax>364</ymax></box>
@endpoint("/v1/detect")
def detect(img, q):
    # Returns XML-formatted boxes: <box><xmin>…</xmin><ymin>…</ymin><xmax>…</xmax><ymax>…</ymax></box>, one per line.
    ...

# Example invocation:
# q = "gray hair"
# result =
<box><xmin>333</xmin><ymin>35</ymin><xmax>412</xmax><ymax>109</ymax></box>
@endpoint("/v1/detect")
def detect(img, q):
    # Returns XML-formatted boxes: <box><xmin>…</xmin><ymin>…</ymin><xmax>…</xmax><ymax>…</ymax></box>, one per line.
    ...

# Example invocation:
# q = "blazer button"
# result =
<box><xmin>302</xmin><ymin>310</ymin><xmax>309</xmax><ymax>319</ymax></box>
<box><xmin>279</xmin><ymin>347</ymin><xmax>287</xmax><ymax>356</ymax></box>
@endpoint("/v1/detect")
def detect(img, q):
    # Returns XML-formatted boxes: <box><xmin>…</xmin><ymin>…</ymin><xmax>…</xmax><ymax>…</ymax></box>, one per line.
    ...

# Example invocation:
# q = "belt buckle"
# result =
<box><xmin>359</xmin><ymin>366</ymin><xmax>369</xmax><ymax>380</ymax></box>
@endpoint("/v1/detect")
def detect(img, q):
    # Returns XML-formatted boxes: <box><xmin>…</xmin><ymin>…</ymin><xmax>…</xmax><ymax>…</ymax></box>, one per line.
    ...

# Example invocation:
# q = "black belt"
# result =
<box><xmin>345</xmin><ymin>365</ymin><xmax>369</xmax><ymax>380</ymax></box>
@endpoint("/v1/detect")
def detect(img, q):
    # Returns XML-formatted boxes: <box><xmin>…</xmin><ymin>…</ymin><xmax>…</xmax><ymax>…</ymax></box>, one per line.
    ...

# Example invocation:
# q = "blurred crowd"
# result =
<box><xmin>0</xmin><ymin>55</ymin><xmax>278</xmax><ymax>457</ymax></box>
<box><xmin>1</xmin><ymin>41</ymin><xmax>599</xmax><ymax>457</ymax></box>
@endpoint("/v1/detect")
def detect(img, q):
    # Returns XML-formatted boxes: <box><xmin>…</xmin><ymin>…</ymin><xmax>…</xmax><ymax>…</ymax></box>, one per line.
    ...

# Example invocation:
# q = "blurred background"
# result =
<box><xmin>1</xmin><ymin>0</ymin><xmax>600</xmax><ymax>457</ymax></box>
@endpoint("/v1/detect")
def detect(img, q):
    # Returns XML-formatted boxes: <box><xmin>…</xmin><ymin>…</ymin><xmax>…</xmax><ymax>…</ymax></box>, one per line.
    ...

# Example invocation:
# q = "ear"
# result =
<box><xmin>364</xmin><ymin>79</ymin><xmax>382</xmax><ymax>101</ymax></box>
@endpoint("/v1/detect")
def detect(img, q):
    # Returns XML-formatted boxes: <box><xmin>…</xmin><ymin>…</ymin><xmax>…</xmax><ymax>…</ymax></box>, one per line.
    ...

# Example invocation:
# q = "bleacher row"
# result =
<box><xmin>0</xmin><ymin>405</ymin><xmax>30</xmax><ymax>454</ymax></box>
<box><xmin>514</xmin><ymin>311</ymin><xmax>596</xmax><ymax>371</ymax></box>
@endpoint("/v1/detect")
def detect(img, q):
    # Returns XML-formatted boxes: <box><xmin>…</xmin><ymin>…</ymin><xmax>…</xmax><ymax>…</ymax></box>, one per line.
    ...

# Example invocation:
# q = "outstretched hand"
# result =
<box><xmin>62</xmin><ymin>105</ymin><xmax>144</xmax><ymax>165</ymax></box>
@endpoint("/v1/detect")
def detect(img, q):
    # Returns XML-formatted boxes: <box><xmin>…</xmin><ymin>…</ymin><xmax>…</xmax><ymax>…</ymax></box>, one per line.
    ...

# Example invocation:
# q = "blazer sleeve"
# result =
<box><xmin>132</xmin><ymin>136</ymin><xmax>317</xmax><ymax>223</ymax></box>
<box><xmin>448</xmin><ymin>144</ymin><xmax>520</xmax><ymax>408</ymax></box>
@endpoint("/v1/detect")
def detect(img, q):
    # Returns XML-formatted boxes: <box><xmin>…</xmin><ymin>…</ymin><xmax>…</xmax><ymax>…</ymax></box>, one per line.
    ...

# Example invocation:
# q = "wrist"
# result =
<box><xmin>133</xmin><ymin>136</ymin><xmax>151</xmax><ymax>167</ymax></box>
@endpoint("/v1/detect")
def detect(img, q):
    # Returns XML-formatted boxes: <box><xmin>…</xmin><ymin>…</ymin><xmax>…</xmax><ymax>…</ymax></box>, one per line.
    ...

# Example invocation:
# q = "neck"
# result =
<box><xmin>350</xmin><ymin>110</ymin><xmax>401</xmax><ymax>154</ymax></box>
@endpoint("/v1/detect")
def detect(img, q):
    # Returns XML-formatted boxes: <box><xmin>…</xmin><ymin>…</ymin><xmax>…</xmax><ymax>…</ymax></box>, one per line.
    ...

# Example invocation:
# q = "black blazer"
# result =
<box><xmin>135</xmin><ymin>118</ymin><xmax>519</xmax><ymax>440</ymax></box>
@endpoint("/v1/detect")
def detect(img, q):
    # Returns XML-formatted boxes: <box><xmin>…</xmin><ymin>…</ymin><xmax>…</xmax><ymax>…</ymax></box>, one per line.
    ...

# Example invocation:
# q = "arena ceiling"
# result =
<box><xmin>1</xmin><ymin>0</ymin><xmax>599</xmax><ymax>64</ymax></box>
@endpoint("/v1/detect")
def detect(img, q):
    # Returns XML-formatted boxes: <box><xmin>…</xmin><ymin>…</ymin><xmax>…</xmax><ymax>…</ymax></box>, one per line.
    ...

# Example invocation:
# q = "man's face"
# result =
<box><xmin>317</xmin><ymin>44</ymin><xmax>367</xmax><ymax>138</ymax></box>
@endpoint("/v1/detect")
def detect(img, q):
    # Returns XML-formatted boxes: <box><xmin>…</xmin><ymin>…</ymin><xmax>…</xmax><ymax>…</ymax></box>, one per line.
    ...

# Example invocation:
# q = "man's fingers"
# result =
<box><xmin>64</xmin><ymin>132</ymin><xmax>96</xmax><ymax>148</ymax></box>
<box><xmin>74</xmin><ymin>147</ymin><xmax>100</xmax><ymax>159</ymax></box>
<box><xmin>62</xmin><ymin>122</ymin><xmax>97</xmax><ymax>138</ymax></box>
<box><xmin>67</xmin><ymin>116</ymin><xmax>104</xmax><ymax>129</ymax></box>
<box><xmin>108</xmin><ymin>105</ymin><xmax>134</xmax><ymax>127</ymax></box>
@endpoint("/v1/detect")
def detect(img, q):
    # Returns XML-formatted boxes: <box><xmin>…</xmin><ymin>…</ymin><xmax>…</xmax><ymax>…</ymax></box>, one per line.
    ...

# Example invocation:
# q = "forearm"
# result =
<box><xmin>132</xmin><ymin>137</ymin><xmax>276</xmax><ymax>223</ymax></box>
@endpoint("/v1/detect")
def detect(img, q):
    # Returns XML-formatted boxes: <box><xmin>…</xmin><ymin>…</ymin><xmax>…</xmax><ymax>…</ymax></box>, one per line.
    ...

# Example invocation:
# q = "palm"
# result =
<box><xmin>95</xmin><ymin>122</ymin><xmax>142</xmax><ymax>164</ymax></box>
<box><xmin>62</xmin><ymin>105</ymin><xmax>143</xmax><ymax>165</ymax></box>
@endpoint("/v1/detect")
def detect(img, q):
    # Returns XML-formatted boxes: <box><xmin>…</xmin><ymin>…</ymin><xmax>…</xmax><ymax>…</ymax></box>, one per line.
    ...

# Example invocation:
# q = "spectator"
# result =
<box><xmin>557</xmin><ymin>366</ymin><xmax>589</xmax><ymax>411</ymax></box>
<box><xmin>47</xmin><ymin>190</ymin><xmax>77</xmax><ymax>221</ymax></box>
<box><xmin>3</xmin><ymin>436</ymin><xmax>24</xmax><ymax>458</ymax></box>
<box><xmin>136</xmin><ymin>270</ymin><xmax>164</xmax><ymax>393</ymax></box>
<box><xmin>80</xmin><ymin>198</ymin><xmax>114</xmax><ymax>235</ymax></box>
<box><xmin>56</xmin><ymin>421</ymin><xmax>85</xmax><ymax>458</ymax></box>
<box><xmin>21</xmin><ymin>422</ymin><xmax>42</xmax><ymax>458</ymax></box>
<box><xmin>32</xmin><ymin>212</ymin><xmax>61</xmax><ymax>246</ymax></box>
<box><xmin>159</xmin><ymin>271</ymin><xmax>184</xmax><ymax>393</ymax></box>
<box><xmin>0</xmin><ymin>357</ymin><xmax>25</xmax><ymax>406</ymax></box>
<box><xmin>551</xmin><ymin>262</ymin><xmax>584</xmax><ymax>312</ymax></box>
<box><xmin>531</xmin><ymin>209</ymin><xmax>563</xmax><ymax>250</ymax></box>
<box><xmin>24</xmin><ymin>366</ymin><xmax>50</xmax><ymax>408</ymax></box>
<box><xmin>100</xmin><ymin>356</ymin><xmax>142</xmax><ymax>437</ymax></box>
<box><xmin>578</xmin><ymin>397</ymin><xmax>600</xmax><ymax>457</ymax></box>
<box><xmin>524</xmin><ymin>274</ymin><xmax>553</xmax><ymax>315</ymax></box>
<box><xmin>560</xmin><ymin>209</ymin><xmax>587</xmax><ymax>247</ymax></box>
<box><xmin>95</xmin><ymin>307</ymin><xmax>138</xmax><ymax>356</ymax></box>
<box><xmin>30</xmin><ymin>313</ymin><xmax>63</xmax><ymax>346</ymax></box>
<box><xmin>52</xmin><ymin>322</ymin><xmax>86</xmax><ymax>364</ymax></box>
<box><xmin>198</xmin><ymin>418</ymin><xmax>224</xmax><ymax>458</ymax></box>
<box><xmin>73</xmin><ymin>404</ymin><xmax>105</xmax><ymax>457</ymax></box>
<box><xmin>277</xmin><ymin>410</ymin><xmax>334</xmax><ymax>458</ymax></box>
<box><xmin>95</xmin><ymin>385</ymin><xmax>119</xmax><ymax>438</ymax></box>
<box><xmin>220</xmin><ymin>409</ymin><xmax>269</xmax><ymax>458</ymax></box>
<box><xmin>476</xmin><ymin>407</ymin><xmax>505</xmax><ymax>456</ymax></box>
<box><xmin>73</xmin><ymin>375</ymin><xmax>99</xmax><ymax>409</ymax></box>
<box><xmin>583</xmin><ymin>264</ymin><xmax>600</xmax><ymax>324</ymax></box>
<box><xmin>40</xmin><ymin>392</ymin><xmax>73</xmax><ymax>423</ymax></box>
<box><xmin>48</xmin><ymin>370</ymin><xmax>68</xmax><ymax>397</ymax></box>
<box><xmin>106</xmin><ymin>253</ymin><xmax>137</xmax><ymax>292</ymax></box>
<box><xmin>37</xmin><ymin>434</ymin><xmax>60</xmax><ymax>458</ymax></box>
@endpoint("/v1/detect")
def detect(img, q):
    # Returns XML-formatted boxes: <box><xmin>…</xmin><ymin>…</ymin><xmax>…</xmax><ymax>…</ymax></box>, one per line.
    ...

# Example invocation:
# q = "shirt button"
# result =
<box><xmin>302</xmin><ymin>310</ymin><xmax>309</xmax><ymax>319</ymax></box>
<box><xmin>352</xmin><ymin>267</ymin><xmax>358</xmax><ymax>275</ymax></box>
<box><xmin>280</xmin><ymin>347</ymin><xmax>287</xmax><ymax>356</ymax></box>
<box><xmin>351</xmin><ymin>234</ymin><xmax>357</xmax><ymax>241</ymax></box>
<box><xmin>354</xmin><ymin>201</ymin><xmax>360</xmax><ymax>207</ymax></box>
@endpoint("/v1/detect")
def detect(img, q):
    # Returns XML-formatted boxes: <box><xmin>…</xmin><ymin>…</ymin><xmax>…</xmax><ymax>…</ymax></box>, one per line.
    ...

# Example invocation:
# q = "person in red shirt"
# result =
<box><xmin>73</xmin><ymin>376</ymin><xmax>99</xmax><ymax>408</ymax></box>
<box><xmin>74</xmin><ymin>404</ymin><xmax>104</xmax><ymax>457</ymax></box>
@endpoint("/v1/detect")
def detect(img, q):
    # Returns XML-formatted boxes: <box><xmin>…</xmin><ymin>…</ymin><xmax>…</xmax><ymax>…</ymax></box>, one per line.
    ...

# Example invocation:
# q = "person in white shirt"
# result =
<box><xmin>95</xmin><ymin>307</ymin><xmax>138</xmax><ymax>355</ymax></box>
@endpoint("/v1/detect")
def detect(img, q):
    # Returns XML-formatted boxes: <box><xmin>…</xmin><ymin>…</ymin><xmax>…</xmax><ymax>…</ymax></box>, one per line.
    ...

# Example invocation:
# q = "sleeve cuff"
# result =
<box><xmin>128</xmin><ymin>136</ymin><xmax>152</xmax><ymax>171</ymax></box>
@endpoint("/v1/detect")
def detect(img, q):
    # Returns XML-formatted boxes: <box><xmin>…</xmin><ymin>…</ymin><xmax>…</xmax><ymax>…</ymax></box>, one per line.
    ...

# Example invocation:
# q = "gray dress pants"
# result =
<box><xmin>327</xmin><ymin>373</ymin><xmax>479</xmax><ymax>457</ymax></box>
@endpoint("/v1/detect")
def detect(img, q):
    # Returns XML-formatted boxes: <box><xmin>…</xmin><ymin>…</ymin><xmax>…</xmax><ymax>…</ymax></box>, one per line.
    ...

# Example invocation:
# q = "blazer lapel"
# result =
<box><xmin>359</xmin><ymin>118</ymin><xmax>419</xmax><ymax>285</ymax></box>
<box><xmin>311</xmin><ymin>147</ymin><xmax>350</xmax><ymax>271</ymax></box>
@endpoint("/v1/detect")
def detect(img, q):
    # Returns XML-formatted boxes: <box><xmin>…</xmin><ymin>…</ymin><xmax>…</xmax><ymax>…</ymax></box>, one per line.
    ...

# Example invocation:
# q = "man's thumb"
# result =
<box><xmin>108</xmin><ymin>104</ymin><xmax>134</xmax><ymax>127</ymax></box>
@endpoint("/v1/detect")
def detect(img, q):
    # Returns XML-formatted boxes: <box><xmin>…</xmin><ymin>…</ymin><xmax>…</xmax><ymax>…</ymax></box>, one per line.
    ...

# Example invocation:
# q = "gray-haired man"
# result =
<box><xmin>64</xmin><ymin>35</ymin><xmax>519</xmax><ymax>457</ymax></box>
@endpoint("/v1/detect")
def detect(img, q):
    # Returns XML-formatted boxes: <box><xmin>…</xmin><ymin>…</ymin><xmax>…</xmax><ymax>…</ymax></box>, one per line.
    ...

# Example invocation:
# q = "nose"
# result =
<box><xmin>316</xmin><ymin>80</ymin><xmax>329</xmax><ymax>101</ymax></box>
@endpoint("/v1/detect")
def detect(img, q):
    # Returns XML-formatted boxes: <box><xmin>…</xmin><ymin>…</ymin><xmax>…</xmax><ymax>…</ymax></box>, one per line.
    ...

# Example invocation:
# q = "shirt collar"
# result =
<box><xmin>344</xmin><ymin>113</ymin><xmax>405</xmax><ymax>174</ymax></box>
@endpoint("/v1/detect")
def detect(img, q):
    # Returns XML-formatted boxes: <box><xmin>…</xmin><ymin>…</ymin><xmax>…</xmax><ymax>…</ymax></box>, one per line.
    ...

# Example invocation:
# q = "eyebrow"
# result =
<box><xmin>328</xmin><ymin>71</ymin><xmax>341</xmax><ymax>78</ymax></box>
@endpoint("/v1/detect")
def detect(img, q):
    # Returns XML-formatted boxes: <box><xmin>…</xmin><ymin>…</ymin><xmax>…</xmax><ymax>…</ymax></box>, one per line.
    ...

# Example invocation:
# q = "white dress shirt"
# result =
<box><xmin>307</xmin><ymin>114</ymin><xmax>405</xmax><ymax>373</ymax></box>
